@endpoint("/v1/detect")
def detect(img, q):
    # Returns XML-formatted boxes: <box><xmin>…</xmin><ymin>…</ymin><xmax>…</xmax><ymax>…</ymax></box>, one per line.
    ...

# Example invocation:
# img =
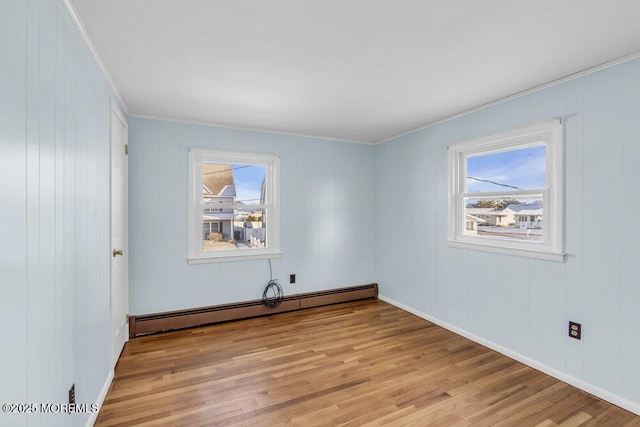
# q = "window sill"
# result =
<box><xmin>187</xmin><ymin>251</ymin><xmax>282</xmax><ymax>264</ymax></box>
<box><xmin>447</xmin><ymin>240</ymin><xmax>565</xmax><ymax>262</ymax></box>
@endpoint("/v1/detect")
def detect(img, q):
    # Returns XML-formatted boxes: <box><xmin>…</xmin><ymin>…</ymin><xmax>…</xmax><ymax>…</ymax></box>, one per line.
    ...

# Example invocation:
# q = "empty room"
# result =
<box><xmin>3</xmin><ymin>0</ymin><xmax>640</xmax><ymax>426</ymax></box>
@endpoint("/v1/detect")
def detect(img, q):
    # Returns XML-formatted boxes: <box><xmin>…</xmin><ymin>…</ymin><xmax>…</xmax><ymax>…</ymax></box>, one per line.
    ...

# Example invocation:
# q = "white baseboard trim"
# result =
<box><xmin>378</xmin><ymin>294</ymin><xmax>640</xmax><ymax>416</ymax></box>
<box><xmin>86</xmin><ymin>369</ymin><xmax>114</xmax><ymax>427</ymax></box>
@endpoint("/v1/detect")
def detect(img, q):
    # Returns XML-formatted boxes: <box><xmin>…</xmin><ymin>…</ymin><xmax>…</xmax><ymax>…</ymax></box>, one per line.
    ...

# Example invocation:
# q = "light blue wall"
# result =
<box><xmin>128</xmin><ymin>118</ymin><xmax>376</xmax><ymax>314</ymax></box>
<box><xmin>375</xmin><ymin>59</ymin><xmax>640</xmax><ymax>408</ymax></box>
<box><xmin>0</xmin><ymin>0</ymin><xmax>124</xmax><ymax>425</ymax></box>
<box><xmin>3</xmin><ymin>0</ymin><xmax>639</xmax><ymax>420</ymax></box>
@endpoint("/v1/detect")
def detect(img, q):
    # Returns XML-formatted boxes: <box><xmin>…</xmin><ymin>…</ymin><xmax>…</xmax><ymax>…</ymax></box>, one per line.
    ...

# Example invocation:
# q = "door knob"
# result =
<box><xmin>113</xmin><ymin>249</ymin><xmax>124</xmax><ymax>257</ymax></box>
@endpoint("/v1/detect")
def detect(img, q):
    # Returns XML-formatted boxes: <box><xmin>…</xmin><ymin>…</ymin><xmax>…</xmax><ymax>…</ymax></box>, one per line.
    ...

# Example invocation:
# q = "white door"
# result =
<box><xmin>110</xmin><ymin>103</ymin><xmax>128</xmax><ymax>367</ymax></box>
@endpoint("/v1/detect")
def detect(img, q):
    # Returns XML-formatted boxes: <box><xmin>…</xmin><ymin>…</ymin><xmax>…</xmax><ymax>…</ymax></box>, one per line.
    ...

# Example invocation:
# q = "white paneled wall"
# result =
<box><xmin>582</xmin><ymin>67</ymin><xmax>623</xmax><ymax>394</ymax></box>
<box><xmin>0</xmin><ymin>0</ymin><xmax>121</xmax><ymax>425</ymax></box>
<box><xmin>1</xmin><ymin>1</ymin><xmax>29</xmax><ymax>426</ymax></box>
<box><xmin>3</xmin><ymin>0</ymin><xmax>640</xmax><ymax>422</ymax></box>
<box><xmin>621</xmin><ymin>60</ymin><xmax>640</xmax><ymax>404</ymax></box>
<box><xmin>127</xmin><ymin>118</ymin><xmax>376</xmax><ymax>315</ymax></box>
<box><xmin>375</xmin><ymin>59</ymin><xmax>640</xmax><ymax>413</ymax></box>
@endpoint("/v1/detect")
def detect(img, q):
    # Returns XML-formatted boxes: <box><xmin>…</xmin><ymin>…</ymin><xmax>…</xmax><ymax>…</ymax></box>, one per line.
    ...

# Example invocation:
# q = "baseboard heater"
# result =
<box><xmin>129</xmin><ymin>283</ymin><xmax>378</xmax><ymax>338</ymax></box>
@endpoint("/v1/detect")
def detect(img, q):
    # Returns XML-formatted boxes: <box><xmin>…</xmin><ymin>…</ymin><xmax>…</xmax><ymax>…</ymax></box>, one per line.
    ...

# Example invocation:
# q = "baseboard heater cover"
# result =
<box><xmin>129</xmin><ymin>283</ymin><xmax>378</xmax><ymax>338</ymax></box>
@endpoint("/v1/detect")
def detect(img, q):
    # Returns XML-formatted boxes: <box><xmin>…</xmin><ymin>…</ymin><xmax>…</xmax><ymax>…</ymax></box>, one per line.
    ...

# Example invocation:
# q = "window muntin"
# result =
<box><xmin>188</xmin><ymin>149</ymin><xmax>280</xmax><ymax>263</ymax></box>
<box><xmin>448</xmin><ymin>120</ymin><xmax>564</xmax><ymax>261</ymax></box>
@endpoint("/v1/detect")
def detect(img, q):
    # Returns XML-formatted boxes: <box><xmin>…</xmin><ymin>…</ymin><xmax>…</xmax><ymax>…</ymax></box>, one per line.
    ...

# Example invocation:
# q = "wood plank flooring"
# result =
<box><xmin>95</xmin><ymin>300</ymin><xmax>639</xmax><ymax>426</ymax></box>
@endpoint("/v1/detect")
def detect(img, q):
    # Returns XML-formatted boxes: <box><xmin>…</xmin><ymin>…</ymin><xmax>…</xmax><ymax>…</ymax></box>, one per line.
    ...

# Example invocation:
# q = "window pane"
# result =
<box><xmin>201</xmin><ymin>163</ymin><xmax>267</xmax><ymax>252</ymax></box>
<box><xmin>466</xmin><ymin>145</ymin><xmax>545</xmax><ymax>192</ymax></box>
<box><xmin>464</xmin><ymin>197</ymin><xmax>543</xmax><ymax>243</ymax></box>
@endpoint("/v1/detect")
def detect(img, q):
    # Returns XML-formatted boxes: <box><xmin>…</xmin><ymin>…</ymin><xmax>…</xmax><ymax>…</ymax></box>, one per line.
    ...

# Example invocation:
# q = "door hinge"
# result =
<box><xmin>124</xmin><ymin>144</ymin><xmax>128</xmax><ymax>155</ymax></box>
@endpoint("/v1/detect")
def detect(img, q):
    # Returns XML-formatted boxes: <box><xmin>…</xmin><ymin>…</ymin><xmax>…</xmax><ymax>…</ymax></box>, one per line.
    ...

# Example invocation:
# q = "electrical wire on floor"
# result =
<box><xmin>262</xmin><ymin>259</ymin><xmax>283</xmax><ymax>308</ymax></box>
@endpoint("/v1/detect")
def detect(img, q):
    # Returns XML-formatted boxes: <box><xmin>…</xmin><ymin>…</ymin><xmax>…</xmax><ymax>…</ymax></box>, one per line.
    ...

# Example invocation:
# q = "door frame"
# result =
<box><xmin>109</xmin><ymin>100</ymin><xmax>129</xmax><ymax>367</ymax></box>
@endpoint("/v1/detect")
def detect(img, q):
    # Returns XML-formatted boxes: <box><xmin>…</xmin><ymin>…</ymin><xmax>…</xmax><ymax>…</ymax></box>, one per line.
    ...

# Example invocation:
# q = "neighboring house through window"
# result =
<box><xmin>202</xmin><ymin>163</ymin><xmax>236</xmax><ymax>242</ymax></box>
<box><xmin>188</xmin><ymin>149</ymin><xmax>281</xmax><ymax>263</ymax></box>
<box><xmin>447</xmin><ymin>120</ymin><xmax>564</xmax><ymax>262</ymax></box>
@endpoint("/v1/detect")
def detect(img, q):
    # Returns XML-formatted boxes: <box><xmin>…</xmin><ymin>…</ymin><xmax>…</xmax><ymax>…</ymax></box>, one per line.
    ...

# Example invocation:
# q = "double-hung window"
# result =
<box><xmin>188</xmin><ymin>149</ymin><xmax>281</xmax><ymax>263</ymax></box>
<box><xmin>447</xmin><ymin>120</ymin><xmax>564</xmax><ymax>262</ymax></box>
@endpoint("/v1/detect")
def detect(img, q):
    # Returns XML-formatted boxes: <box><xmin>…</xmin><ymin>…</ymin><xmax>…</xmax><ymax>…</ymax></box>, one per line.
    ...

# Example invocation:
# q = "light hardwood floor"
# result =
<box><xmin>96</xmin><ymin>300</ymin><xmax>640</xmax><ymax>426</ymax></box>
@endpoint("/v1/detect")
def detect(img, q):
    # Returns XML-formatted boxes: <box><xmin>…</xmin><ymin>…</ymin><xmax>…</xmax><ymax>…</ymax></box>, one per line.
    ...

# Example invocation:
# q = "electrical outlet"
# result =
<box><xmin>569</xmin><ymin>321</ymin><xmax>581</xmax><ymax>340</ymax></box>
<box><xmin>289</xmin><ymin>274</ymin><xmax>296</xmax><ymax>284</ymax></box>
<box><xmin>69</xmin><ymin>384</ymin><xmax>75</xmax><ymax>404</ymax></box>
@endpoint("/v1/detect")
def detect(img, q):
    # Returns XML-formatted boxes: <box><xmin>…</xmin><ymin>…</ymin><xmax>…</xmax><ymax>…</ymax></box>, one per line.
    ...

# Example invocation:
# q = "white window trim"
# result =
<box><xmin>188</xmin><ymin>148</ymin><xmax>281</xmax><ymax>264</ymax></box>
<box><xmin>447</xmin><ymin>119</ymin><xmax>565</xmax><ymax>262</ymax></box>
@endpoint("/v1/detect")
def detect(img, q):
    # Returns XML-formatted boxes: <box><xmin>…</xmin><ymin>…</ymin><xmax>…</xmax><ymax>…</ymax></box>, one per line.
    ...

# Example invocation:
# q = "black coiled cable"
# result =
<box><xmin>262</xmin><ymin>259</ymin><xmax>284</xmax><ymax>308</ymax></box>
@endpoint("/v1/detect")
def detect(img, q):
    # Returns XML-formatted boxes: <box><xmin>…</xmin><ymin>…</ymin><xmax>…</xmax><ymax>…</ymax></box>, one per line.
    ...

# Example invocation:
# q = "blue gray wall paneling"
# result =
<box><xmin>128</xmin><ymin>118</ymin><xmax>376</xmax><ymax>314</ymax></box>
<box><xmin>375</xmin><ymin>59</ymin><xmax>640</xmax><ymax>409</ymax></box>
<box><xmin>0</xmin><ymin>0</ymin><xmax>124</xmax><ymax>425</ymax></box>
<box><xmin>2</xmin><ymin>0</ymin><xmax>640</xmax><ymax>422</ymax></box>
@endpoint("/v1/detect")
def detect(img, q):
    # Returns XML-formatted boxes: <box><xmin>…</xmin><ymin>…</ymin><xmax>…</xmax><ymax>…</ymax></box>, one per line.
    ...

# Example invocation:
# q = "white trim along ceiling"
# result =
<box><xmin>66</xmin><ymin>0</ymin><xmax>640</xmax><ymax>143</ymax></box>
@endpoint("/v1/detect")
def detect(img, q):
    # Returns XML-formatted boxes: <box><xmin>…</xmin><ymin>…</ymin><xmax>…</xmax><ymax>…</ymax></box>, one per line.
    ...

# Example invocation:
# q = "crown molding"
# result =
<box><xmin>61</xmin><ymin>0</ymin><xmax>130</xmax><ymax>114</ymax></box>
<box><xmin>128</xmin><ymin>113</ymin><xmax>373</xmax><ymax>145</ymax></box>
<box><xmin>375</xmin><ymin>50</ymin><xmax>640</xmax><ymax>145</ymax></box>
<box><xmin>58</xmin><ymin>0</ymin><xmax>640</xmax><ymax>146</ymax></box>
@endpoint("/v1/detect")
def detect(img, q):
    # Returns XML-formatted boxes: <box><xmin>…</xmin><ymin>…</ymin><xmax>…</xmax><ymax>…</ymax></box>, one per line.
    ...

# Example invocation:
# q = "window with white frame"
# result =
<box><xmin>447</xmin><ymin>120</ymin><xmax>564</xmax><ymax>262</ymax></box>
<box><xmin>188</xmin><ymin>149</ymin><xmax>280</xmax><ymax>263</ymax></box>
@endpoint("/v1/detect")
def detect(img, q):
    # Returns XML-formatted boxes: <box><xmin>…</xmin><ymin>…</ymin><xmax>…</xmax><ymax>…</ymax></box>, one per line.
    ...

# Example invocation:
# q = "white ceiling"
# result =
<box><xmin>71</xmin><ymin>0</ymin><xmax>640</xmax><ymax>143</ymax></box>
